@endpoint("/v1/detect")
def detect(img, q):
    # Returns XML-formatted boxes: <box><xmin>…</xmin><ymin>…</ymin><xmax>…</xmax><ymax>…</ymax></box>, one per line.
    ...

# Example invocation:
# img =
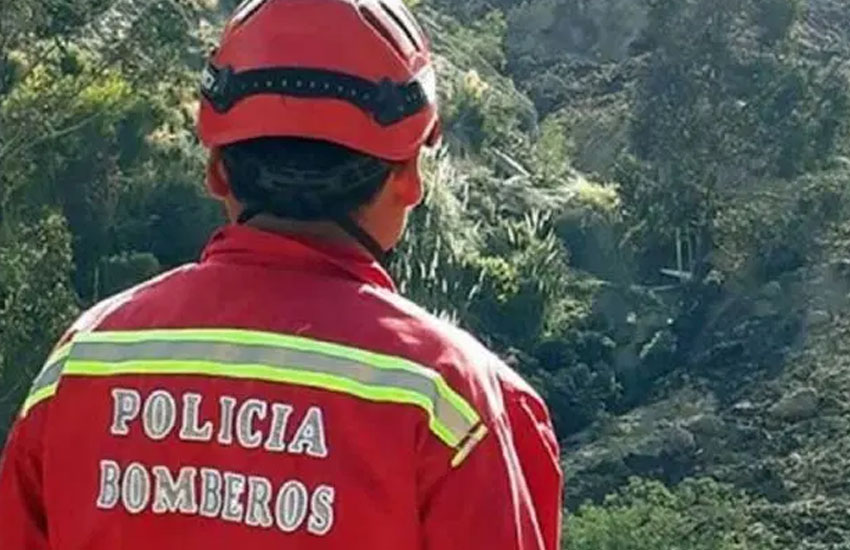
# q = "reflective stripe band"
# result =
<box><xmin>75</xmin><ymin>329</ymin><xmax>479</xmax><ymax>424</ymax></box>
<box><xmin>30</xmin><ymin>359</ymin><xmax>65</xmax><ymax>395</ymax></box>
<box><xmin>60</xmin><ymin>329</ymin><xmax>481</xmax><ymax>448</ymax></box>
<box><xmin>21</xmin><ymin>385</ymin><xmax>59</xmax><ymax>418</ymax></box>
<box><xmin>20</xmin><ymin>344</ymin><xmax>72</xmax><ymax>418</ymax></box>
<box><xmin>44</xmin><ymin>342</ymin><xmax>73</xmax><ymax>368</ymax></box>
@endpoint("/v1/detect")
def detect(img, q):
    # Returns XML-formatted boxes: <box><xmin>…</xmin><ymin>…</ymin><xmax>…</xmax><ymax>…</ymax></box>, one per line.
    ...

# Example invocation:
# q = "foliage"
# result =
<box><xmin>0</xmin><ymin>0</ymin><xmax>218</xmax><ymax>430</ymax></box>
<box><xmin>454</xmin><ymin>10</ymin><xmax>508</xmax><ymax>72</ymax></box>
<box><xmin>712</xmin><ymin>167</ymin><xmax>850</xmax><ymax>283</ymax></box>
<box><xmin>392</xmin><ymin>151</ymin><xmax>485</xmax><ymax>323</ymax></box>
<box><xmin>0</xmin><ymin>215</ymin><xmax>79</xmax><ymax>434</ymax></box>
<box><xmin>472</xmin><ymin>210</ymin><xmax>576</xmax><ymax>348</ymax></box>
<box><xmin>567</xmin><ymin>477</ymin><xmax>779</xmax><ymax>549</ymax></box>
<box><xmin>442</xmin><ymin>67</ymin><xmax>526</xmax><ymax>157</ymax></box>
<box><xmin>624</xmin><ymin>0</ymin><xmax>849</xmax><ymax>272</ymax></box>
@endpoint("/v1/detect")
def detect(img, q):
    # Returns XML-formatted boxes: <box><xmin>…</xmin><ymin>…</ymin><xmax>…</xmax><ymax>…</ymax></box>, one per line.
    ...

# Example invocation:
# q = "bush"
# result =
<box><xmin>392</xmin><ymin>151</ymin><xmax>486</xmax><ymax>323</ymax></box>
<box><xmin>97</xmin><ymin>252</ymin><xmax>161</xmax><ymax>298</ymax></box>
<box><xmin>0</xmin><ymin>215</ymin><xmax>79</xmax><ymax>438</ymax></box>
<box><xmin>713</xmin><ymin>167</ymin><xmax>850</xmax><ymax>284</ymax></box>
<box><xmin>442</xmin><ymin>68</ymin><xmax>526</xmax><ymax>156</ymax></box>
<box><xmin>566</xmin><ymin>477</ymin><xmax>779</xmax><ymax>549</ymax></box>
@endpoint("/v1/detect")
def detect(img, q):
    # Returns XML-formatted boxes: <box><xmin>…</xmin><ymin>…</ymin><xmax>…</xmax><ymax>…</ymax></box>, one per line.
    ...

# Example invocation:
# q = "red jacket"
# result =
<box><xmin>0</xmin><ymin>225</ymin><xmax>562</xmax><ymax>550</ymax></box>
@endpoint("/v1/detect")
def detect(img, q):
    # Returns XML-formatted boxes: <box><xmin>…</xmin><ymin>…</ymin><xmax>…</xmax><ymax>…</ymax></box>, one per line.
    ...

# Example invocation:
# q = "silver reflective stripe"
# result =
<box><xmin>30</xmin><ymin>358</ymin><xmax>66</xmax><ymax>395</ymax></box>
<box><xmin>70</xmin><ymin>340</ymin><xmax>475</xmax><ymax>445</ymax></box>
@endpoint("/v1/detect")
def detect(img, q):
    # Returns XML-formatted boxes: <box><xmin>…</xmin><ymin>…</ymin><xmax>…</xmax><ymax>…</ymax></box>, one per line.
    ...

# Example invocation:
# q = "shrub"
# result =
<box><xmin>566</xmin><ymin>477</ymin><xmax>779</xmax><ymax>550</ymax></box>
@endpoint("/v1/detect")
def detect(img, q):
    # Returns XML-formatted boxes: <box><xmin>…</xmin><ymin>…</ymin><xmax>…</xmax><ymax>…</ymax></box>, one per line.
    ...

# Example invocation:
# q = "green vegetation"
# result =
<box><xmin>567</xmin><ymin>478</ymin><xmax>778</xmax><ymax>549</ymax></box>
<box><xmin>2</xmin><ymin>0</ymin><xmax>850</xmax><ymax>546</ymax></box>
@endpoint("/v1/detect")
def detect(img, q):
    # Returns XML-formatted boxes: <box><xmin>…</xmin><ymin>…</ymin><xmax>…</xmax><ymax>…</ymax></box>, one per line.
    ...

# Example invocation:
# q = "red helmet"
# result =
<box><xmin>197</xmin><ymin>0</ymin><xmax>440</xmax><ymax>161</ymax></box>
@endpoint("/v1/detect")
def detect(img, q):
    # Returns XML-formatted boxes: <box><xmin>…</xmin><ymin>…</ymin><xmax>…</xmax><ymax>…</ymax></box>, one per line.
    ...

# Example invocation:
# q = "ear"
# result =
<box><xmin>390</xmin><ymin>154</ymin><xmax>424</xmax><ymax>208</ymax></box>
<box><xmin>205</xmin><ymin>148</ymin><xmax>231</xmax><ymax>200</ymax></box>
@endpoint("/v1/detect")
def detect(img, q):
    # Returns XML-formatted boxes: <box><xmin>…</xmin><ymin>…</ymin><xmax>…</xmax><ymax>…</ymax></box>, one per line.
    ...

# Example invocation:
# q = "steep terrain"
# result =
<box><xmin>497</xmin><ymin>0</ymin><xmax>850</xmax><ymax>545</ymax></box>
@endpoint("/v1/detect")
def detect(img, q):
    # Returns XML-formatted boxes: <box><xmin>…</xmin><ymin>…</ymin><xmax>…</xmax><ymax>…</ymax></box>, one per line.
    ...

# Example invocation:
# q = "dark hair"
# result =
<box><xmin>220</xmin><ymin>137</ymin><xmax>394</xmax><ymax>221</ymax></box>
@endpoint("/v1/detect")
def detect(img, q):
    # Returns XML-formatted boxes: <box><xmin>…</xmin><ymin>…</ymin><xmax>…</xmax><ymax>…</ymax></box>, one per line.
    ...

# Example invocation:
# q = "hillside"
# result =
<box><xmin>408</xmin><ymin>0</ymin><xmax>850</xmax><ymax>546</ymax></box>
<box><xmin>2</xmin><ymin>0</ymin><xmax>850</xmax><ymax>547</ymax></box>
<box><xmin>479</xmin><ymin>0</ymin><xmax>850</xmax><ymax>546</ymax></box>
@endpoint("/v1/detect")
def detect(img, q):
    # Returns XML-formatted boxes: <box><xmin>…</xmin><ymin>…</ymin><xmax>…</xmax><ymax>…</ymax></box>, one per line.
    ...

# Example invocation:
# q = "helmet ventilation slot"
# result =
<box><xmin>379</xmin><ymin>1</ymin><xmax>422</xmax><ymax>52</ymax></box>
<box><xmin>231</xmin><ymin>0</ymin><xmax>269</xmax><ymax>25</ymax></box>
<box><xmin>359</xmin><ymin>4</ymin><xmax>413</xmax><ymax>58</ymax></box>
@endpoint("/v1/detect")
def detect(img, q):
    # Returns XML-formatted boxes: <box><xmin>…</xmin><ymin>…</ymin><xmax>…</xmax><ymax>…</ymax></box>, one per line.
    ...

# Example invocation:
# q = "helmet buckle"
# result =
<box><xmin>204</xmin><ymin>64</ymin><xmax>237</xmax><ymax>114</ymax></box>
<box><xmin>374</xmin><ymin>78</ymin><xmax>406</xmax><ymax>126</ymax></box>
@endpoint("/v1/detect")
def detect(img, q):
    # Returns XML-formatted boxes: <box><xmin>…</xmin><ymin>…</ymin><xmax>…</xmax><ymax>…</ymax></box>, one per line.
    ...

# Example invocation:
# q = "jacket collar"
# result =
<box><xmin>201</xmin><ymin>225</ymin><xmax>397</xmax><ymax>292</ymax></box>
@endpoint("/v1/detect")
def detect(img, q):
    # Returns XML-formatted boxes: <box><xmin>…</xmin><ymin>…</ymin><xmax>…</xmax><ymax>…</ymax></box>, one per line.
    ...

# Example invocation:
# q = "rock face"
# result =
<box><xmin>506</xmin><ymin>0</ymin><xmax>649</xmax><ymax>66</ymax></box>
<box><xmin>808</xmin><ymin>310</ymin><xmax>831</xmax><ymax>327</ymax></box>
<box><xmin>563</xmin><ymin>391</ymin><xmax>710</xmax><ymax>508</ymax></box>
<box><xmin>769</xmin><ymin>388</ymin><xmax>820</xmax><ymax>421</ymax></box>
<box><xmin>684</xmin><ymin>413</ymin><xmax>725</xmax><ymax>437</ymax></box>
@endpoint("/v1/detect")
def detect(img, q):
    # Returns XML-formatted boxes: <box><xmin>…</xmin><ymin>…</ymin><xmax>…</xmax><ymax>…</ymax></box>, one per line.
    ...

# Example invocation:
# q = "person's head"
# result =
<box><xmin>206</xmin><ymin>137</ymin><xmax>424</xmax><ymax>254</ymax></box>
<box><xmin>197</xmin><ymin>0</ymin><xmax>441</xmax><ymax>263</ymax></box>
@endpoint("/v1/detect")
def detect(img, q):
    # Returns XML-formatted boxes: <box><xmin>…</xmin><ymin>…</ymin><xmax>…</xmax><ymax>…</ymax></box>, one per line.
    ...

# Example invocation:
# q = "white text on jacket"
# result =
<box><xmin>96</xmin><ymin>387</ymin><xmax>336</xmax><ymax>536</ymax></box>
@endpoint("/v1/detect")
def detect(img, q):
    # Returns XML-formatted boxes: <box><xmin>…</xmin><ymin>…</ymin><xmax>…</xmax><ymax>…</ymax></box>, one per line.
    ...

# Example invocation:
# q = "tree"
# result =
<box><xmin>0</xmin><ymin>0</ymin><xmax>218</xmax><ymax>427</ymax></box>
<box><xmin>0</xmin><ymin>215</ymin><xmax>78</xmax><ymax>438</ymax></box>
<box><xmin>626</xmin><ymin>0</ymin><xmax>848</xmax><ymax>275</ymax></box>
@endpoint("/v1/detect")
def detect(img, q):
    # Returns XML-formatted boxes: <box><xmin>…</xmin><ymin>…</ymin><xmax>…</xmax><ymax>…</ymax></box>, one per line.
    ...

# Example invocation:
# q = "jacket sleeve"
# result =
<box><xmin>417</xmin><ymin>362</ymin><xmax>563</xmax><ymax>550</ymax></box>
<box><xmin>504</xmin><ymin>383</ymin><xmax>563</xmax><ymax>550</ymax></box>
<box><xmin>0</xmin><ymin>332</ymin><xmax>73</xmax><ymax>550</ymax></box>
<box><xmin>0</xmin><ymin>405</ymin><xmax>50</xmax><ymax>550</ymax></box>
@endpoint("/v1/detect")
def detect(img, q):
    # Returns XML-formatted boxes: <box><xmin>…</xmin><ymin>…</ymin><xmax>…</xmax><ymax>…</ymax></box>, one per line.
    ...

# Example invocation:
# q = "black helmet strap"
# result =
<box><xmin>237</xmin><ymin>209</ymin><xmax>391</xmax><ymax>268</ymax></box>
<box><xmin>201</xmin><ymin>62</ymin><xmax>429</xmax><ymax>127</ymax></box>
<box><xmin>334</xmin><ymin>214</ymin><xmax>392</xmax><ymax>267</ymax></box>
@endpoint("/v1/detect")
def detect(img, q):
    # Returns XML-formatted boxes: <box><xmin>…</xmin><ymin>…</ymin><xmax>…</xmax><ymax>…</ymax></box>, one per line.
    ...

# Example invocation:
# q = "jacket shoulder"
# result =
<box><xmin>374</xmin><ymin>286</ymin><xmax>544</xmax><ymax>404</ymax></box>
<box><xmin>368</xmin><ymin>289</ymin><xmax>493</xmax><ymax>371</ymax></box>
<box><xmin>21</xmin><ymin>265</ymin><xmax>195</xmax><ymax>418</ymax></box>
<box><xmin>57</xmin><ymin>264</ymin><xmax>195</xmax><ymax>345</ymax></box>
<box><xmin>366</xmin><ymin>288</ymin><xmax>547</xmax><ymax>413</ymax></box>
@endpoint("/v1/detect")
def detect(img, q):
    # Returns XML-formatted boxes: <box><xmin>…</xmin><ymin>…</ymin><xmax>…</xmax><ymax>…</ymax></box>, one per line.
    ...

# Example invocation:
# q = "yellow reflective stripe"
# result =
<box><xmin>64</xmin><ymin>358</ymin><xmax>462</xmax><ymax>447</ymax></box>
<box><xmin>45</xmin><ymin>342</ymin><xmax>73</xmax><ymax>367</ymax></box>
<box><xmin>26</xmin><ymin>328</ymin><xmax>483</xmax><ymax>451</ymax></box>
<box><xmin>71</xmin><ymin>339</ymin><xmax>476</xmax><ymax>441</ymax></box>
<box><xmin>19</xmin><ymin>342</ymin><xmax>74</xmax><ymax>417</ymax></box>
<box><xmin>75</xmin><ymin>329</ymin><xmax>480</xmax><ymax>426</ymax></box>
<box><xmin>21</xmin><ymin>384</ymin><xmax>59</xmax><ymax>418</ymax></box>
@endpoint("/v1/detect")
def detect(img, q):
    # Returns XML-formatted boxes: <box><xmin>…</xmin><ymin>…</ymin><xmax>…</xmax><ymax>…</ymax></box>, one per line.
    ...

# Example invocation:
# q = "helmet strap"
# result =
<box><xmin>201</xmin><ymin>63</ymin><xmax>429</xmax><ymax>127</ymax></box>
<box><xmin>237</xmin><ymin>208</ymin><xmax>391</xmax><ymax>267</ymax></box>
<box><xmin>237</xmin><ymin>205</ymin><xmax>263</xmax><ymax>225</ymax></box>
<box><xmin>333</xmin><ymin>215</ymin><xmax>391</xmax><ymax>267</ymax></box>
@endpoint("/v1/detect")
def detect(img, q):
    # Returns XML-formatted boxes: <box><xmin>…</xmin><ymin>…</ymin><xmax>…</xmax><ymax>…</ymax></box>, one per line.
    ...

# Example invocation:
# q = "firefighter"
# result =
<box><xmin>0</xmin><ymin>1</ymin><xmax>562</xmax><ymax>548</ymax></box>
